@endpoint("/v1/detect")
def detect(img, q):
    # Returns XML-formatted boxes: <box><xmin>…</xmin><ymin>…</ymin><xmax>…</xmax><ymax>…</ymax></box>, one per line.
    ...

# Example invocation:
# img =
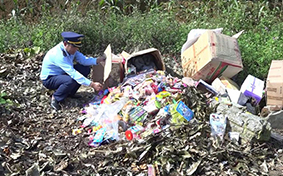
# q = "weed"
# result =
<box><xmin>0</xmin><ymin>0</ymin><xmax>282</xmax><ymax>83</ymax></box>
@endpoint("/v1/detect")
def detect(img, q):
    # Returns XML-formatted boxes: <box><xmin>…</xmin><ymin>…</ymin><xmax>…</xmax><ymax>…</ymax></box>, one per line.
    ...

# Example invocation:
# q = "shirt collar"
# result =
<box><xmin>59</xmin><ymin>41</ymin><xmax>77</xmax><ymax>56</ymax></box>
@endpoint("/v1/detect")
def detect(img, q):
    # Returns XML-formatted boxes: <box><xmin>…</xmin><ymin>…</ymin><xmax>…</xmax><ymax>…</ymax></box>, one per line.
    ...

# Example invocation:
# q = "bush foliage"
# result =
<box><xmin>0</xmin><ymin>0</ymin><xmax>283</xmax><ymax>84</ymax></box>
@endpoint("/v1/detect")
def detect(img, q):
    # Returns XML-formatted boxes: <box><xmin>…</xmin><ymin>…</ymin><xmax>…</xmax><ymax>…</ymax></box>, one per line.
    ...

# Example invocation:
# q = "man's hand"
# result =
<box><xmin>96</xmin><ymin>55</ymin><xmax>106</xmax><ymax>64</ymax></box>
<box><xmin>90</xmin><ymin>82</ymin><xmax>103</xmax><ymax>91</ymax></box>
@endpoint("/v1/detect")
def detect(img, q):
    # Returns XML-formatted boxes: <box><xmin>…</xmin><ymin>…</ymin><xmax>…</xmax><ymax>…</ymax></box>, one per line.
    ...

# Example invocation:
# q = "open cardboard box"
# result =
<box><xmin>92</xmin><ymin>47</ymin><xmax>165</xmax><ymax>88</ymax></box>
<box><xmin>124</xmin><ymin>48</ymin><xmax>165</xmax><ymax>75</ymax></box>
<box><xmin>91</xmin><ymin>45</ymin><xmax>124</xmax><ymax>89</ymax></box>
<box><xmin>181</xmin><ymin>30</ymin><xmax>243</xmax><ymax>83</ymax></box>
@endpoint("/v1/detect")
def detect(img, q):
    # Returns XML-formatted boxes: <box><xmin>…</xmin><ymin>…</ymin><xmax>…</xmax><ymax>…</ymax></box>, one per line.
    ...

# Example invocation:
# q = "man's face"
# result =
<box><xmin>64</xmin><ymin>41</ymin><xmax>78</xmax><ymax>55</ymax></box>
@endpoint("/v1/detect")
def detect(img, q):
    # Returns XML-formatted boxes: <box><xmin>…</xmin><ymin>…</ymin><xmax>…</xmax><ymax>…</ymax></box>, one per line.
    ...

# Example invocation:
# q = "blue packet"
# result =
<box><xmin>175</xmin><ymin>101</ymin><xmax>194</xmax><ymax>121</ymax></box>
<box><xmin>89</xmin><ymin>128</ymin><xmax>106</xmax><ymax>147</ymax></box>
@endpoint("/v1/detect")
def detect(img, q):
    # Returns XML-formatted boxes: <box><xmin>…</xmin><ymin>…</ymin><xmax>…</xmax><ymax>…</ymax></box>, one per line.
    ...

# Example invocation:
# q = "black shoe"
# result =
<box><xmin>51</xmin><ymin>97</ymin><xmax>61</xmax><ymax>110</ymax></box>
<box><xmin>68</xmin><ymin>94</ymin><xmax>82</xmax><ymax>99</ymax></box>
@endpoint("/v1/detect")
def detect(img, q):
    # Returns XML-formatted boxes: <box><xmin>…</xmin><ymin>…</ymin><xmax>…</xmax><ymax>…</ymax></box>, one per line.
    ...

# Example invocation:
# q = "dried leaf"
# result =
<box><xmin>54</xmin><ymin>160</ymin><xmax>68</xmax><ymax>172</ymax></box>
<box><xmin>25</xmin><ymin>163</ymin><xmax>40</xmax><ymax>176</ymax></box>
<box><xmin>186</xmin><ymin>160</ymin><xmax>201</xmax><ymax>175</ymax></box>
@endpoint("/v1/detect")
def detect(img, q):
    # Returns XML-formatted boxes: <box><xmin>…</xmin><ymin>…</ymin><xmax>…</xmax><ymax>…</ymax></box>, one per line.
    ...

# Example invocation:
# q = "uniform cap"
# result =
<box><xmin>61</xmin><ymin>31</ymin><xmax>84</xmax><ymax>47</ymax></box>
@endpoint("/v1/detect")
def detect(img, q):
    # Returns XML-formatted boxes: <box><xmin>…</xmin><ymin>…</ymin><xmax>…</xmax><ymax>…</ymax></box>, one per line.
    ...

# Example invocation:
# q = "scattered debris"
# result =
<box><xmin>1</xmin><ymin>38</ymin><xmax>283</xmax><ymax>175</ymax></box>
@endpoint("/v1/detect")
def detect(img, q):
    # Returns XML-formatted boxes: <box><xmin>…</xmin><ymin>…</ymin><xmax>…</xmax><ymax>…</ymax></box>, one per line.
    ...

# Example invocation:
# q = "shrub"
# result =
<box><xmin>0</xmin><ymin>0</ymin><xmax>283</xmax><ymax>84</ymax></box>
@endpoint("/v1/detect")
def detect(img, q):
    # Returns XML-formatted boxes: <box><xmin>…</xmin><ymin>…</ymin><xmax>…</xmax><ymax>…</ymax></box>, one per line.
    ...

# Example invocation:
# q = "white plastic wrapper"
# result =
<box><xmin>209</xmin><ymin>113</ymin><xmax>227</xmax><ymax>140</ymax></box>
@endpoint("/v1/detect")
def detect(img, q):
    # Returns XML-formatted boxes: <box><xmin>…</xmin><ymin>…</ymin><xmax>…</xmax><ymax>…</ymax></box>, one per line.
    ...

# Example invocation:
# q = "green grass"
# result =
<box><xmin>0</xmin><ymin>0</ymin><xmax>283</xmax><ymax>84</ymax></box>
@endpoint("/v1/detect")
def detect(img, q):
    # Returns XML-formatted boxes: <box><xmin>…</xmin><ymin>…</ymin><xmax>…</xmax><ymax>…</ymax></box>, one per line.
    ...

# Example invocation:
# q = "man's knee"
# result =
<box><xmin>65</xmin><ymin>77</ymin><xmax>78</xmax><ymax>86</ymax></box>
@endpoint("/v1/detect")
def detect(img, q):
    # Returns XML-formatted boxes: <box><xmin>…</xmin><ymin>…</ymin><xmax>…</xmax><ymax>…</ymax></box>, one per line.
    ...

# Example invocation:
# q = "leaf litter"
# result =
<box><xmin>0</xmin><ymin>52</ymin><xmax>283</xmax><ymax>176</ymax></box>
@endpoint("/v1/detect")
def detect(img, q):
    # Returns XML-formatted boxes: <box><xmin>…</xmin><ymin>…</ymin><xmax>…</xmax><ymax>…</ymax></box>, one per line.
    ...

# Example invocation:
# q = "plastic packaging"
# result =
<box><xmin>91</xmin><ymin>125</ymin><xmax>102</xmax><ymax>134</ymax></box>
<box><xmin>170</xmin><ymin>101</ymin><xmax>194</xmax><ymax>124</ymax></box>
<box><xmin>125</xmin><ymin>125</ymin><xmax>144</xmax><ymax>140</ymax></box>
<box><xmin>81</xmin><ymin>104</ymin><xmax>104</xmax><ymax>128</ymax></box>
<box><xmin>72</xmin><ymin>128</ymin><xmax>83</xmax><ymax>135</ymax></box>
<box><xmin>123</xmin><ymin>85</ymin><xmax>133</xmax><ymax>97</ymax></box>
<box><xmin>89</xmin><ymin>127</ymin><xmax>106</xmax><ymax>147</ymax></box>
<box><xmin>175</xmin><ymin>101</ymin><xmax>194</xmax><ymax>121</ymax></box>
<box><xmin>209</xmin><ymin>113</ymin><xmax>227</xmax><ymax>140</ymax></box>
<box><xmin>228</xmin><ymin>132</ymin><xmax>240</xmax><ymax>143</ymax></box>
<box><xmin>128</xmin><ymin>106</ymin><xmax>148</xmax><ymax>124</ymax></box>
<box><xmin>143</xmin><ymin>98</ymin><xmax>158</xmax><ymax>114</ymax></box>
<box><xmin>155</xmin><ymin>91</ymin><xmax>172</xmax><ymax>108</ymax></box>
<box><xmin>98</xmin><ymin>98</ymin><xmax>129</xmax><ymax>141</ymax></box>
<box><xmin>147</xmin><ymin>164</ymin><xmax>156</xmax><ymax>176</ymax></box>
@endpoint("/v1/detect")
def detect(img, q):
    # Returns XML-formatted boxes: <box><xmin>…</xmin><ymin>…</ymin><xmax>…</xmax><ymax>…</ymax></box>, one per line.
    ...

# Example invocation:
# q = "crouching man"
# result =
<box><xmin>40</xmin><ymin>31</ymin><xmax>105</xmax><ymax>110</ymax></box>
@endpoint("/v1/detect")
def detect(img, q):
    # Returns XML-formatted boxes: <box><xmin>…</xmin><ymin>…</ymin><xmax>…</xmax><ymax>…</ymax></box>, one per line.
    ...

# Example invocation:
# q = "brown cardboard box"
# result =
<box><xmin>124</xmin><ymin>48</ymin><xmax>165</xmax><ymax>75</ymax></box>
<box><xmin>266</xmin><ymin>60</ymin><xmax>283</xmax><ymax>106</ymax></box>
<box><xmin>181</xmin><ymin>31</ymin><xmax>243</xmax><ymax>83</ymax></box>
<box><xmin>92</xmin><ymin>45</ymin><xmax>124</xmax><ymax>89</ymax></box>
<box><xmin>92</xmin><ymin>62</ymin><xmax>123</xmax><ymax>89</ymax></box>
<box><xmin>211</xmin><ymin>76</ymin><xmax>239</xmax><ymax>94</ymax></box>
<box><xmin>92</xmin><ymin>48</ymin><xmax>165</xmax><ymax>88</ymax></box>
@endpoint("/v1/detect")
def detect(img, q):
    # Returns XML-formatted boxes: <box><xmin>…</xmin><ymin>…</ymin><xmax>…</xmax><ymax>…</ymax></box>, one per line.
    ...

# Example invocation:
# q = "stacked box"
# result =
<box><xmin>266</xmin><ymin>60</ymin><xmax>283</xmax><ymax>106</ymax></box>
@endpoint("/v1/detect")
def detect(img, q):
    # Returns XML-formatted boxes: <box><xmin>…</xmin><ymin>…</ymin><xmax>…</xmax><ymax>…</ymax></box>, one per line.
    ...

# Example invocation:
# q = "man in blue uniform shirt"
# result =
<box><xmin>40</xmin><ymin>31</ymin><xmax>105</xmax><ymax>110</ymax></box>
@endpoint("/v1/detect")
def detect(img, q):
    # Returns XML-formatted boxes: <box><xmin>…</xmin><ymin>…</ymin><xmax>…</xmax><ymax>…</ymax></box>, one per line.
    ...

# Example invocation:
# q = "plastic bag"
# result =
<box><xmin>98</xmin><ymin>97</ymin><xmax>128</xmax><ymax>141</ymax></box>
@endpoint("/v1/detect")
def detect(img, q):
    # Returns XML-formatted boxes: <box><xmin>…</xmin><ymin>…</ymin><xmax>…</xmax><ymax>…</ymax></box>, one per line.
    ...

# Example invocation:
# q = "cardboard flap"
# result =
<box><xmin>103</xmin><ymin>44</ymin><xmax>112</xmax><ymax>82</ymax></box>
<box><xmin>232</xmin><ymin>30</ymin><xmax>244</xmax><ymax>39</ymax></box>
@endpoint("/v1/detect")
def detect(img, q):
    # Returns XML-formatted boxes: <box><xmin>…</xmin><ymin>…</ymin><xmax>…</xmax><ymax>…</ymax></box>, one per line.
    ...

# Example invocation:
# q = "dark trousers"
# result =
<box><xmin>42</xmin><ymin>64</ymin><xmax>90</xmax><ymax>102</ymax></box>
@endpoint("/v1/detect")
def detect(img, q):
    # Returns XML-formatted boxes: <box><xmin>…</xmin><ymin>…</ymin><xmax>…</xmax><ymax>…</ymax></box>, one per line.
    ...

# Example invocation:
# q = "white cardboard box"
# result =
<box><xmin>240</xmin><ymin>74</ymin><xmax>264</xmax><ymax>103</ymax></box>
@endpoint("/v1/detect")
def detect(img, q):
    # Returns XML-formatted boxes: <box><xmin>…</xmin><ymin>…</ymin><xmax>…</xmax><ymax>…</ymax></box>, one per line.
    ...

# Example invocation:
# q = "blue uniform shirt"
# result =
<box><xmin>40</xmin><ymin>42</ymin><xmax>97</xmax><ymax>86</ymax></box>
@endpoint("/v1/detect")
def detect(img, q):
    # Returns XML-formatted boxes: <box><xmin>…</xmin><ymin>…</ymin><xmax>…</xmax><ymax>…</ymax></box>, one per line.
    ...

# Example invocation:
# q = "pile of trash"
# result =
<box><xmin>69</xmin><ymin>68</ymin><xmax>278</xmax><ymax>175</ymax></box>
<box><xmin>70</xmin><ymin>28</ymin><xmax>283</xmax><ymax>175</ymax></box>
<box><xmin>72</xmin><ymin>70</ymin><xmax>274</xmax><ymax>175</ymax></box>
<box><xmin>75</xmin><ymin>70</ymin><xmax>210</xmax><ymax>146</ymax></box>
<box><xmin>68</xmin><ymin>29</ymin><xmax>281</xmax><ymax>175</ymax></box>
<box><xmin>1</xmin><ymin>28</ymin><xmax>283</xmax><ymax>175</ymax></box>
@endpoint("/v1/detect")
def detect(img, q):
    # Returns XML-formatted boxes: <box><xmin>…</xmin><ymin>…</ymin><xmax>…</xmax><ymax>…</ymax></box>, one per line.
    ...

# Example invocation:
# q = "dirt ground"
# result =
<box><xmin>1</xmin><ymin>52</ymin><xmax>283</xmax><ymax>175</ymax></box>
